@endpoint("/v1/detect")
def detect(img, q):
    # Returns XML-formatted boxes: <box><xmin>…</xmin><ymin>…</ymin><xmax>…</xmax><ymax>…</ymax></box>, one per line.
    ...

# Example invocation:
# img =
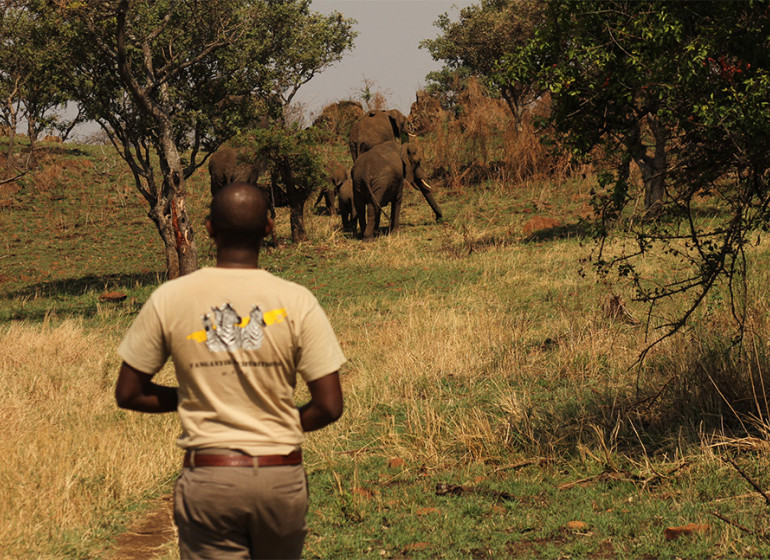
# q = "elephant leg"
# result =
<box><xmin>390</xmin><ymin>199</ymin><xmax>402</xmax><ymax>234</ymax></box>
<box><xmin>342</xmin><ymin>203</ymin><xmax>352</xmax><ymax>230</ymax></box>
<box><xmin>355</xmin><ymin>201</ymin><xmax>366</xmax><ymax>237</ymax></box>
<box><xmin>373</xmin><ymin>203</ymin><xmax>382</xmax><ymax>235</ymax></box>
<box><xmin>325</xmin><ymin>189</ymin><xmax>337</xmax><ymax>217</ymax></box>
<box><xmin>364</xmin><ymin>204</ymin><xmax>377</xmax><ymax>240</ymax></box>
<box><xmin>343</xmin><ymin>204</ymin><xmax>357</xmax><ymax>232</ymax></box>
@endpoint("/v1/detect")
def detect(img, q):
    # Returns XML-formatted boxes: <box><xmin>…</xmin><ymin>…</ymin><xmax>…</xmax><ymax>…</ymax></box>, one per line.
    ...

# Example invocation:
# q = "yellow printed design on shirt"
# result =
<box><xmin>186</xmin><ymin>304</ymin><xmax>287</xmax><ymax>352</ymax></box>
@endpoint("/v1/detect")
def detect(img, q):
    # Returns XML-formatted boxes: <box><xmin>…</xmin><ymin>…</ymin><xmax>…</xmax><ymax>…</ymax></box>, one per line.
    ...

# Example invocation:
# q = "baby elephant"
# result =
<box><xmin>337</xmin><ymin>177</ymin><xmax>356</xmax><ymax>232</ymax></box>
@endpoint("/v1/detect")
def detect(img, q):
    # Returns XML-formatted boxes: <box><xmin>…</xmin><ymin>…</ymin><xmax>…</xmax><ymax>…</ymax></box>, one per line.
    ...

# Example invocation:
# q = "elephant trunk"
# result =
<box><xmin>414</xmin><ymin>177</ymin><xmax>442</xmax><ymax>221</ymax></box>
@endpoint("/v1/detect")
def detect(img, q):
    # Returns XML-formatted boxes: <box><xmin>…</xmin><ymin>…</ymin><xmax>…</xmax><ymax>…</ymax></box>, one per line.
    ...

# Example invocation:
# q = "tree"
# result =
<box><xmin>238</xmin><ymin>0</ymin><xmax>356</xmax><ymax>243</ymax></box>
<box><xmin>0</xmin><ymin>2</ymin><xmax>34</xmax><ymax>163</ymax></box>
<box><xmin>0</xmin><ymin>1</ymin><xmax>77</xmax><ymax>163</ymax></box>
<box><xmin>48</xmin><ymin>0</ymin><xmax>354</xmax><ymax>277</ymax></box>
<box><xmin>236</xmin><ymin>123</ymin><xmax>325</xmax><ymax>243</ymax></box>
<box><xmin>420</xmin><ymin>0</ymin><xmax>543</xmax><ymax>125</ymax></box>
<box><xmin>513</xmin><ymin>1</ymin><xmax>770</xmax><ymax>345</ymax></box>
<box><xmin>512</xmin><ymin>1</ymin><xmax>691</xmax><ymax>217</ymax></box>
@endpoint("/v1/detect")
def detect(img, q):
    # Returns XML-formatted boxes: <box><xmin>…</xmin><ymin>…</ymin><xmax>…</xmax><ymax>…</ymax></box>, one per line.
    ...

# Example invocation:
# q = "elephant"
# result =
<box><xmin>208</xmin><ymin>146</ymin><xmax>280</xmax><ymax>245</ymax></box>
<box><xmin>314</xmin><ymin>161</ymin><xmax>348</xmax><ymax>217</ymax></box>
<box><xmin>312</xmin><ymin>100</ymin><xmax>365</xmax><ymax>140</ymax></box>
<box><xmin>337</xmin><ymin>177</ymin><xmax>356</xmax><ymax>232</ymax></box>
<box><xmin>208</xmin><ymin>147</ymin><xmax>267</xmax><ymax>197</ymax></box>
<box><xmin>351</xmin><ymin>140</ymin><xmax>442</xmax><ymax>241</ymax></box>
<box><xmin>348</xmin><ymin>109</ymin><xmax>409</xmax><ymax>162</ymax></box>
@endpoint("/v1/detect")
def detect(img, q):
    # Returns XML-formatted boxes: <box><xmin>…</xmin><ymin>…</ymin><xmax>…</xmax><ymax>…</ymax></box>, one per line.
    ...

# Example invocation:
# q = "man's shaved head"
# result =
<box><xmin>209</xmin><ymin>182</ymin><xmax>270</xmax><ymax>248</ymax></box>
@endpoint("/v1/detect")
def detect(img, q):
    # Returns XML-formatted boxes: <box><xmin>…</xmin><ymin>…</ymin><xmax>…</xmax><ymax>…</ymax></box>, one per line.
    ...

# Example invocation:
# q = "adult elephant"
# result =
<box><xmin>208</xmin><ymin>147</ymin><xmax>266</xmax><ymax>196</ymax></box>
<box><xmin>337</xmin><ymin>177</ymin><xmax>356</xmax><ymax>232</ymax></box>
<box><xmin>208</xmin><ymin>146</ymin><xmax>279</xmax><ymax>245</ymax></box>
<box><xmin>348</xmin><ymin>109</ymin><xmax>409</xmax><ymax>162</ymax></box>
<box><xmin>314</xmin><ymin>161</ymin><xmax>348</xmax><ymax>217</ymax></box>
<box><xmin>351</xmin><ymin>140</ymin><xmax>442</xmax><ymax>241</ymax></box>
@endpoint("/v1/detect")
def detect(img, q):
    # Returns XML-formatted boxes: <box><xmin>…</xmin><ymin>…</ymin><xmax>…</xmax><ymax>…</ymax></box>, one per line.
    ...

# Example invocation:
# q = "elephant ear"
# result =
<box><xmin>387</xmin><ymin>110</ymin><xmax>407</xmax><ymax>141</ymax></box>
<box><xmin>400</xmin><ymin>144</ymin><xmax>415</xmax><ymax>185</ymax></box>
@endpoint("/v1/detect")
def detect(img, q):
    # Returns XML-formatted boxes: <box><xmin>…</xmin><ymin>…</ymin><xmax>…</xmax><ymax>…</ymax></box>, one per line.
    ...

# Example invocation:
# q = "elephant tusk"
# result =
<box><xmin>420</xmin><ymin>179</ymin><xmax>432</xmax><ymax>192</ymax></box>
<box><xmin>407</xmin><ymin>132</ymin><xmax>417</xmax><ymax>138</ymax></box>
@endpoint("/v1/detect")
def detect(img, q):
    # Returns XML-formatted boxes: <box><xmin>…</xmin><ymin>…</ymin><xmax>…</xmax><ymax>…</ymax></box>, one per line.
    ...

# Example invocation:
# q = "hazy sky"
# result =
<box><xmin>295</xmin><ymin>0</ymin><xmax>476</xmax><ymax>118</ymax></box>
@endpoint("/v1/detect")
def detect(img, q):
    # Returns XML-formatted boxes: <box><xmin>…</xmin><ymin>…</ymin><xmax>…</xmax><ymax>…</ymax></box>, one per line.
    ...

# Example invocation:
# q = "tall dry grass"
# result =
<box><xmin>420</xmin><ymin>80</ymin><xmax>579</xmax><ymax>193</ymax></box>
<box><xmin>300</xmin><ymin>231</ymin><xmax>645</xmax><ymax>469</ymax></box>
<box><xmin>0</xmin><ymin>317</ymin><xmax>179</xmax><ymax>558</ymax></box>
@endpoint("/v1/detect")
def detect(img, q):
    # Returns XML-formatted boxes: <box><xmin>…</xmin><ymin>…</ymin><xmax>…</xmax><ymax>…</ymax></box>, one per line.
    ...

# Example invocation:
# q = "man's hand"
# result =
<box><xmin>299</xmin><ymin>371</ymin><xmax>343</xmax><ymax>432</ymax></box>
<box><xmin>115</xmin><ymin>361</ymin><xmax>178</xmax><ymax>413</ymax></box>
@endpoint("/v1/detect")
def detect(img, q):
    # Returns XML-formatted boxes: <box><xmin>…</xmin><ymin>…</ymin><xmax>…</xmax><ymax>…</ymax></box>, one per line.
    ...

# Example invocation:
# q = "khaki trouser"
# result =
<box><xmin>174</xmin><ymin>460</ymin><xmax>308</xmax><ymax>560</ymax></box>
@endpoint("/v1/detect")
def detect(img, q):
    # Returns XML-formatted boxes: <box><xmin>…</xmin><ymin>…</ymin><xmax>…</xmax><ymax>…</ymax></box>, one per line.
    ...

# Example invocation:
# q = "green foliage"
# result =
<box><xmin>235</xmin><ymin>121</ymin><xmax>325</xmax><ymax>197</ymax></box>
<box><xmin>0</xmin><ymin>1</ymin><xmax>75</xmax><ymax>149</ymax></box>
<box><xmin>506</xmin><ymin>0</ymin><xmax>770</xmax><ymax>345</ymax></box>
<box><xmin>421</xmin><ymin>0</ymin><xmax>543</xmax><ymax>119</ymax></box>
<box><xmin>242</xmin><ymin>0</ymin><xmax>357</xmax><ymax>116</ymax></box>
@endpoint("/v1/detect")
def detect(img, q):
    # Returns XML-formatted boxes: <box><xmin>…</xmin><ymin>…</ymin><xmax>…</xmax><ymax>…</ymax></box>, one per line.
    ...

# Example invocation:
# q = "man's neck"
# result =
<box><xmin>215</xmin><ymin>247</ymin><xmax>261</xmax><ymax>269</ymax></box>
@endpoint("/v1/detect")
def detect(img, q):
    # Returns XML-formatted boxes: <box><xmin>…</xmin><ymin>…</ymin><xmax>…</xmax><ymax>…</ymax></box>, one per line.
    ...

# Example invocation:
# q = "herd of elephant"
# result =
<box><xmin>208</xmin><ymin>109</ymin><xmax>443</xmax><ymax>241</ymax></box>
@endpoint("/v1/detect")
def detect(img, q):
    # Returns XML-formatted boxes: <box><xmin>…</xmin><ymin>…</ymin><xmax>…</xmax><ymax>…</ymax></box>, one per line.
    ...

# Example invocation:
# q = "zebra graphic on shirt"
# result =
<box><xmin>196</xmin><ymin>302</ymin><xmax>280</xmax><ymax>353</ymax></box>
<box><xmin>202</xmin><ymin>313</ymin><xmax>227</xmax><ymax>352</ymax></box>
<box><xmin>211</xmin><ymin>303</ymin><xmax>242</xmax><ymax>351</ymax></box>
<box><xmin>241</xmin><ymin>305</ymin><xmax>267</xmax><ymax>350</ymax></box>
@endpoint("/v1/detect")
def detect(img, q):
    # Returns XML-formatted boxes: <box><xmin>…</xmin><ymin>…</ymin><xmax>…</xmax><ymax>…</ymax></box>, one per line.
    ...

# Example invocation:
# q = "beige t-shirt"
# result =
<box><xmin>118</xmin><ymin>267</ymin><xmax>346</xmax><ymax>455</ymax></box>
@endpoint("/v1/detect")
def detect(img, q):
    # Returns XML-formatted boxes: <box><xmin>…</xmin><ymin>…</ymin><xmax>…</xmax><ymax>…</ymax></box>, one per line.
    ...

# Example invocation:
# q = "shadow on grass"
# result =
<box><xmin>522</xmin><ymin>220</ymin><xmax>595</xmax><ymax>243</ymax></box>
<box><xmin>523</xmin><ymin>333</ymin><xmax>770</xmax><ymax>458</ymax></box>
<box><xmin>2</xmin><ymin>302</ymin><xmax>107</xmax><ymax>322</ymax></box>
<box><xmin>3</xmin><ymin>271</ymin><xmax>164</xmax><ymax>299</ymax></box>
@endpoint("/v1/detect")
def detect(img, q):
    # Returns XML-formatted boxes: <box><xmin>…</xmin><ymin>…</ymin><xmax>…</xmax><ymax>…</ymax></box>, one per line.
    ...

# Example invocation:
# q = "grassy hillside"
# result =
<box><xmin>2</xmin><ymin>138</ymin><xmax>770</xmax><ymax>559</ymax></box>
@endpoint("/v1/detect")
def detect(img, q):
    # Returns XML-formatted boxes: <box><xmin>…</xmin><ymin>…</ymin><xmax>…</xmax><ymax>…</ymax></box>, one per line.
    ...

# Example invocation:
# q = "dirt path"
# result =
<box><xmin>109</xmin><ymin>495</ymin><xmax>176</xmax><ymax>560</ymax></box>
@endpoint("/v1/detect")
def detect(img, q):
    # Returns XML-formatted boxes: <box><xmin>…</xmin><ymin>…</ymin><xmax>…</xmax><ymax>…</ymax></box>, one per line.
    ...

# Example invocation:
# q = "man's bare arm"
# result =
<box><xmin>115</xmin><ymin>361</ymin><xmax>178</xmax><ymax>413</ymax></box>
<box><xmin>299</xmin><ymin>371</ymin><xmax>343</xmax><ymax>432</ymax></box>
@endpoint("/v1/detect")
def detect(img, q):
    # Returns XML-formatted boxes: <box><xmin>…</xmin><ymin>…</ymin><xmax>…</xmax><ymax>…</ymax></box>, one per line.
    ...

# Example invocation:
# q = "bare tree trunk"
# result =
<box><xmin>158</xmin><ymin>133</ymin><xmax>198</xmax><ymax>277</ymax></box>
<box><xmin>26</xmin><ymin>114</ymin><xmax>37</xmax><ymax>154</ymax></box>
<box><xmin>626</xmin><ymin>114</ymin><xmax>668</xmax><ymax>220</ymax></box>
<box><xmin>149</xmin><ymin>202</ymin><xmax>180</xmax><ymax>279</ymax></box>
<box><xmin>4</xmin><ymin>99</ymin><xmax>18</xmax><ymax>165</ymax></box>
<box><xmin>638</xmin><ymin>116</ymin><xmax>667</xmax><ymax>219</ymax></box>
<box><xmin>501</xmin><ymin>88</ymin><xmax>524</xmax><ymax>132</ymax></box>
<box><xmin>115</xmin><ymin>0</ymin><xmax>198</xmax><ymax>278</ymax></box>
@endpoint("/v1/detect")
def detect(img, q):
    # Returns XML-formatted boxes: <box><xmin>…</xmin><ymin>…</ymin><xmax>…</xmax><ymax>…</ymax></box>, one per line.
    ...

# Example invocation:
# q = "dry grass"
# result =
<box><xmin>0</xmin><ymin>317</ymin><xmax>179</xmax><ymax>558</ymax></box>
<box><xmin>422</xmin><ymin>81</ymin><xmax>579</xmax><ymax>193</ymax></box>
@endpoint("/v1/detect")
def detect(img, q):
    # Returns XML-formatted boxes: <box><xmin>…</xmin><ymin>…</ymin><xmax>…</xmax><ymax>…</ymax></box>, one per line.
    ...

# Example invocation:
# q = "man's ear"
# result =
<box><xmin>205</xmin><ymin>219</ymin><xmax>215</xmax><ymax>238</ymax></box>
<box><xmin>264</xmin><ymin>217</ymin><xmax>274</xmax><ymax>237</ymax></box>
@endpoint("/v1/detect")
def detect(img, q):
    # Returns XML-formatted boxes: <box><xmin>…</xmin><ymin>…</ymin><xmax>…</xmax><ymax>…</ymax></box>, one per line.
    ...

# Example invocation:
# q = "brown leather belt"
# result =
<box><xmin>183</xmin><ymin>449</ymin><xmax>302</xmax><ymax>468</ymax></box>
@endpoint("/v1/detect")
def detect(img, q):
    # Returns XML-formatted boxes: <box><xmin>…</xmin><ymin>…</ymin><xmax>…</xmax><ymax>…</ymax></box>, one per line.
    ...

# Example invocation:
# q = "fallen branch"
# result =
<box><xmin>643</xmin><ymin>460</ymin><xmax>692</xmax><ymax>488</ymax></box>
<box><xmin>435</xmin><ymin>483</ymin><xmax>516</xmax><ymax>501</ymax></box>
<box><xmin>557</xmin><ymin>469</ymin><xmax>643</xmax><ymax>490</ymax></box>
<box><xmin>489</xmin><ymin>457</ymin><xmax>549</xmax><ymax>475</ymax></box>
<box><xmin>711</xmin><ymin>511</ymin><xmax>763</xmax><ymax>539</ymax></box>
<box><xmin>722</xmin><ymin>457</ymin><xmax>770</xmax><ymax>506</ymax></box>
<box><xmin>0</xmin><ymin>170</ymin><xmax>29</xmax><ymax>185</ymax></box>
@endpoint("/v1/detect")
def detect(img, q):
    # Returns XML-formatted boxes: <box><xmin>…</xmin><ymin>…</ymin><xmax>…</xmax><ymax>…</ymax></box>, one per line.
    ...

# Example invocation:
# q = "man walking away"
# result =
<box><xmin>115</xmin><ymin>182</ymin><xmax>345</xmax><ymax>559</ymax></box>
